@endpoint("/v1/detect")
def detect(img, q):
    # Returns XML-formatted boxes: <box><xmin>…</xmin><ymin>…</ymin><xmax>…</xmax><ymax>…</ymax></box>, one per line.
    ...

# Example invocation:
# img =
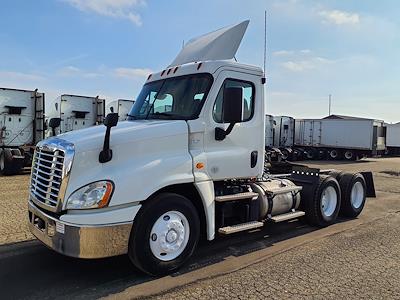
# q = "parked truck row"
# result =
<box><xmin>0</xmin><ymin>87</ymin><xmax>134</xmax><ymax>175</ymax></box>
<box><xmin>265</xmin><ymin>114</ymin><xmax>396</xmax><ymax>162</ymax></box>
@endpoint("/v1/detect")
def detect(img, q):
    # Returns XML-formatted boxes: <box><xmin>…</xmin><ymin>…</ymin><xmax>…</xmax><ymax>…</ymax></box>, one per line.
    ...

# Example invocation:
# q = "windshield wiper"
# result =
<box><xmin>149</xmin><ymin>112</ymin><xmax>187</xmax><ymax>119</ymax></box>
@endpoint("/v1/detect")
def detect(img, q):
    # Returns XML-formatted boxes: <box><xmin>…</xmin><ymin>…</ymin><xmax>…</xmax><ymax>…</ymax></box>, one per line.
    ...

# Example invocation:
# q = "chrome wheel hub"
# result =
<box><xmin>150</xmin><ymin>211</ymin><xmax>190</xmax><ymax>261</ymax></box>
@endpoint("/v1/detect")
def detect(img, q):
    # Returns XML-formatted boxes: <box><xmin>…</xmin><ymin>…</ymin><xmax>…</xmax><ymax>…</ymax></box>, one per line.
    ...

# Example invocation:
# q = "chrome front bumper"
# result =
<box><xmin>28</xmin><ymin>201</ymin><xmax>133</xmax><ymax>258</ymax></box>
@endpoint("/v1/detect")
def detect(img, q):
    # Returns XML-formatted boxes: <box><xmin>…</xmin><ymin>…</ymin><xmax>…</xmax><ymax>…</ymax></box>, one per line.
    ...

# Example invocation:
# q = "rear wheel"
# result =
<box><xmin>128</xmin><ymin>193</ymin><xmax>200</xmax><ymax>276</ymax></box>
<box><xmin>305</xmin><ymin>175</ymin><xmax>341</xmax><ymax>227</ymax></box>
<box><xmin>344</xmin><ymin>150</ymin><xmax>356</xmax><ymax>161</ymax></box>
<box><xmin>338</xmin><ymin>173</ymin><xmax>366</xmax><ymax>217</ymax></box>
<box><xmin>0</xmin><ymin>148</ymin><xmax>16</xmax><ymax>175</ymax></box>
<box><xmin>328</xmin><ymin>149</ymin><xmax>341</xmax><ymax>160</ymax></box>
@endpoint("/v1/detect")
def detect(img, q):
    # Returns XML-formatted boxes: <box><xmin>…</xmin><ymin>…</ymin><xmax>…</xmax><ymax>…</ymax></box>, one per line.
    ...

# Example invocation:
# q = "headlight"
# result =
<box><xmin>66</xmin><ymin>181</ymin><xmax>113</xmax><ymax>210</ymax></box>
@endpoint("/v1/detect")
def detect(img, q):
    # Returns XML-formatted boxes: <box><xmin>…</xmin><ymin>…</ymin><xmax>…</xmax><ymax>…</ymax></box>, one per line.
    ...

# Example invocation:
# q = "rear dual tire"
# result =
<box><xmin>0</xmin><ymin>148</ymin><xmax>22</xmax><ymax>175</ymax></box>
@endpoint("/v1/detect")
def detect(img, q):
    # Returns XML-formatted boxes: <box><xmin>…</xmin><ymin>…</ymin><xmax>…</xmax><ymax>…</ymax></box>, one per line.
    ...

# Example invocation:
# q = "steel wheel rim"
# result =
<box><xmin>345</xmin><ymin>151</ymin><xmax>353</xmax><ymax>160</ymax></box>
<box><xmin>351</xmin><ymin>181</ymin><xmax>364</xmax><ymax>209</ymax></box>
<box><xmin>149</xmin><ymin>210</ymin><xmax>190</xmax><ymax>261</ymax></box>
<box><xmin>330</xmin><ymin>150</ymin><xmax>338</xmax><ymax>159</ymax></box>
<box><xmin>321</xmin><ymin>186</ymin><xmax>338</xmax><ymax>217</ymax></box>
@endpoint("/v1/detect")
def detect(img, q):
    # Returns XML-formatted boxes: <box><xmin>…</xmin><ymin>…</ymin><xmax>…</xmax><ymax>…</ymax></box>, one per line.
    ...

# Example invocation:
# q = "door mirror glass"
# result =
<box><xmin>104</xmin><ymin>113</ymin><xmax>119</xmax><ymax>127</ymax></box>
<box><xmin>222</xmin><ymin>87</ymin><xmax>243</xmax><ymax>123</ymax></box>
<box><xmin>48</xmin><ymin>117</ymin><xmax>61</xmax><ymax>129</ymax></box>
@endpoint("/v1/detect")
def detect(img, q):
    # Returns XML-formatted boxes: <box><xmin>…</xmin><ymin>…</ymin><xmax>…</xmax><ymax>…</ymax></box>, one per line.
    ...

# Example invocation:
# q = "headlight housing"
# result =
<box><xmin>66</xmin><ymin>181</ymin><xmax>113</xmax><ymax>210</ymax></box>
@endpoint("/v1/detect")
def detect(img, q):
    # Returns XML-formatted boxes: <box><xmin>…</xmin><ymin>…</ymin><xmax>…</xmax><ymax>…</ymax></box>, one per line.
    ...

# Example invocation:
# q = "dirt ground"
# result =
<box><xmin>0</xmin><ymin>157</ymin><xmax>399</xmax><ymax>246</ymax></box>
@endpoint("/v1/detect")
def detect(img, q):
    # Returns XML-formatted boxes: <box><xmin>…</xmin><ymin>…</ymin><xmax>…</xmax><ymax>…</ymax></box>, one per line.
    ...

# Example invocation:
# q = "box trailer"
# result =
<box><xmin>28</xmin><ymin>20</ymin><xmax>375</xmax><ymax>276</ymax></box>
<box><xmin>386</xmin><ymin>123</ymin><xmax>400</xmax><ymax>155</ymax></box>
<box><xmin>273</xmin><ymin>116</ymin><xmax>295</xmax><ymax>148</ymax></box>
<box><xmin>0</xmin><ymin>87</ymin><xmax>45</xmax><ymax>175</ymax></box>
<box><xmin>46</xmin><ymin>94</ymin><xmax>105</xmax><ymax>137</ymax></box>
<box><xmin>106</xmin><ymin>99</ymin><xmax>135</xmax><ymax>121</ymax></box>
<box><xmin>295</xmin><ymin>115</ymin><xmax>386</xmax><ymax>160</ymax></box>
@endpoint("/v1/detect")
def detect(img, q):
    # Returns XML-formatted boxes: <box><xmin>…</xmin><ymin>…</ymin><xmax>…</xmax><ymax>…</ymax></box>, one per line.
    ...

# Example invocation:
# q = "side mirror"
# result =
<box><xmin>99</xmin><ymin>113</ymin><xmax>119</xmax><ymax>163</ymax></box>
<box><xmin>215</xmin><ymin>87</ymin><xmax>243</xmax><ymax>141</ymax></box>
<box><xmin>104</xmin><ymin>113</ymin><xmax>119</xmax><ymax>127</ymax></box>
<box><xmin>222</xmin><ymin>87</ymin><xmax>243</xmax><ymax>123</ymax></box>
<box><xmin>48</xmin><ymin>118</ymin><xmax>61</xmax><ymax>136</ymax></box>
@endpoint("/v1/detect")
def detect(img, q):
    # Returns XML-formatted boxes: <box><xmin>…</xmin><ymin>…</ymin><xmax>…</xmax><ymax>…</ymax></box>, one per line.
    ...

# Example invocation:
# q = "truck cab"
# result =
<box><xmin>28</xmin><ymin>21</ymin><xmax>371</xmax><ymax>275</ymax></box>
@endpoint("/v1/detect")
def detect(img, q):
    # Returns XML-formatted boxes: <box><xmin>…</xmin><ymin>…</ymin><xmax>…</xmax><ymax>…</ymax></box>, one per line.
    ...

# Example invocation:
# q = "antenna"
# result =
<box><xmin>262</xmin><ymin>10</ymin><xmax>267</xmax><ymax>84</ymax></box>
<box><xmin>182</xmin><ymin>40</ymin><xmax>185</xmax><ymax>49</ymax></box>
<box><xmin>329</xmin><ymin>94</ymin><xmax>332</xmax><ymax>116</ymax></box>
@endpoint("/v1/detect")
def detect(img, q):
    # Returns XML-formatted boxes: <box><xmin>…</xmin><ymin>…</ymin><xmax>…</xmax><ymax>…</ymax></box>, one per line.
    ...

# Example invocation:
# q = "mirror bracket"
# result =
<box><xmin>99</xmin><ymin>113</ymin><xmax>118</xmax><ymax>163</ymax></box>
<box><xmin>215</xmin><ymin>123</ymin><xmax>236</xmax><ymax>141</ymax></box>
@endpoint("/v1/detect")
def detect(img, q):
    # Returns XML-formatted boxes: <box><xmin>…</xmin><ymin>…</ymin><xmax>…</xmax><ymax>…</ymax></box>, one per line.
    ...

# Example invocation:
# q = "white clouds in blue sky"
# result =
<box><xmin>0</xmin><ymin>0</ymin><xmax>399</xmax><ymax>121</ymax></box>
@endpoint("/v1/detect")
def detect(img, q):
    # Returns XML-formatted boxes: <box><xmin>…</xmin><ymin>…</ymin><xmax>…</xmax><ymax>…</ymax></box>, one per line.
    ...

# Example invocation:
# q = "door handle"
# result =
<box><xmin>251</xmin><ymin>151</ymin><xmax>258</xmax><ymax>168</ymax></box>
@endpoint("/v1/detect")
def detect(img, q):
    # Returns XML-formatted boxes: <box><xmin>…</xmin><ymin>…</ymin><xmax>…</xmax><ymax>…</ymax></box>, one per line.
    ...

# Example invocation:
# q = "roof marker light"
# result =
<box><xmin>173</xmin><ymin>66</ymin><xmax>179</xmax><ymax>74</ymax></box>
<box><xmin>161</xmin><ymin>70</ymin><xmax>166</xmax><ymax>76</ymax></box>
<box><xmin>197</xmin><ymin>62</ymin><xmax>202</xmax><ymax>70</ymax></box>
<box><xmin>167</xmin><ymin>68</ymin><xmax>172</xmax><ymax>75</ymax></box>
<box><xmin>147</xmin><ymin>74</ymin><xmax>152</xmax><ymax>80</ymax></box>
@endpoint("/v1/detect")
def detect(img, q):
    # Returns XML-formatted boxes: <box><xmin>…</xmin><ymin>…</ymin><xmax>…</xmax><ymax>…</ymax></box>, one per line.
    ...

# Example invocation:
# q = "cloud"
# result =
<box><xmin>58</xmin><ymin>66</ymin><xmax>102</xmax><ymax>78</ymax></box>
<box><xmin>273</xmin><ymin>49</ymin><xmax>311</xmax><ymax>56</ymax></box>
<box><xmin>318</xmin><ymin>9</ymin><xmax>360</xmax><ymax>26</ymax></box>
<box><xmin>281</xmin><ymin>57</ymin><xmax>333</xmax><ymax>72</ymax></box>
<box><xmin>0</xmin><ymin>71</ymin><xmax>45</xmax><ymax>81</ymax></box>
<box><xmin>114</xmin><ymin>67</ymin><xmax>152</xmax><ymax>79</ymax></box>
<box><xmin>63</xmin><ymin>0</ymin><xmax>145</xmax><ymax>26</ymax></box>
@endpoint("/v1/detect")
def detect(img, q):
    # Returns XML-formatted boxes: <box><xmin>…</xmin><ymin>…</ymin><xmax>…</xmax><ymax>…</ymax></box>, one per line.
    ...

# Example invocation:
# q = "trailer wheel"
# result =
<box><xmin>305</xmin><ymin>148</ymin><xmax>317</xmax><ymax>160</ymax></box>
<box><xmin>128</xmin><ymin>193</ymin><xmax>200</xmax><ymax>276</ymax></box>
<box><xmin>280</xmin><ymin>148</ymin><xmax>292</xmax><ymax>161</ymax></box>
<box><xmin>344</xmin><ymin>150</ymin><xmax>356</xmax><ymax>161</ymax></box>
<box><xmin>0</xmin><ymin>149</ymin><xmax>15</xmax><ymax>175</ymax></box>
<box><xmin>305</xmin><ymin>175</ymin><xmax>341</xmax><ymax>227</ymax></box>
<box><xmin>328</xmin><ymin>149</ymin><xmax>341</xmax><ymax>160</ymax></box>
<box><xmin>338</xmin><ymin>173</ymin><xmax>366</xmax><ymax>218</ymax></box>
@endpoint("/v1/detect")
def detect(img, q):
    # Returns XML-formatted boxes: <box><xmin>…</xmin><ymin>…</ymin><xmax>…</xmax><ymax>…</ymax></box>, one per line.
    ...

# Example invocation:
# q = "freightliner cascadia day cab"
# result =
<box><xmin>106</xmin><ymin>99</ymin><xmax>135</xmax><ymax>121</ymax></box>
<box><xmin>0</xmin><ymin>87</ymin><xmax>45</xmax><ymax>175</ymax></box>
<box><xmin>28</xmin><ymin>21</ymin><xmax>375</xmax><ymax>275</ymax></box>
<box><xmin>46</xmin><ymin>94</ymin><xmax>105</xmax><ymax>137</ymax></box>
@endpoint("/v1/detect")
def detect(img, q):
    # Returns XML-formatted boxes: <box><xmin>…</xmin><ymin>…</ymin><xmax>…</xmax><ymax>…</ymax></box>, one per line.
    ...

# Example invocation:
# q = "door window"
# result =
<box><xmin>213</xmin><ymin>79</ymin><xmax>254</xmax><ymax>123</ymax></box>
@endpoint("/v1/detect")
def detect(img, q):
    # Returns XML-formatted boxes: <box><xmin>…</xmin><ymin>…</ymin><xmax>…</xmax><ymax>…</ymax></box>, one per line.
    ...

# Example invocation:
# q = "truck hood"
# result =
<box><xmin>56</xmin><ymin>120</ymin><xmax>189</xmax><ymax>153</ymax></box>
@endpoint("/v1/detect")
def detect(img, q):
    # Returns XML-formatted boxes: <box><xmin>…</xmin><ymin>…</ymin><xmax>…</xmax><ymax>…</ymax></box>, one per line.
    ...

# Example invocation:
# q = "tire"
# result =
<box><xmin>328</xmin><ymin>149</ymin><xmax>341</xmax><ymax>160</ymax></box>
<box><xmin>280</xmin><ymin>148</ymin><xmax>292</xmax><ymax>161</ymax></box>
<box><xmin>338</xmin><ymin>173</ymin><xmax>366</xmax><ymax>218</ymax></box>
<box><xmin>305</xmin><ymin>148</ymin><xmax>317</xmax><ymax>160</ymax></box>
<box><xmin>344</xmin><ymin>150</ymin><xmax>356</xmax><ymax>161</ymax></box>
<box><xmin>304</xmin><ymin>175</ymin><xmax>341</xmax><ymax>227</ymax></box>
<box><xmin>0</xmin><ymin>148</ymin><xmax>16</xmax><ymax>175</ymax></box>
<box><xmin>328</xmin><ymin>170</ymin><xmax>344</xmax><ymax>182</ymax></box>
<box><xmin>128</xmin><ymin>193</ymin><xmax>200</xmax><ymax>276</ymax></box>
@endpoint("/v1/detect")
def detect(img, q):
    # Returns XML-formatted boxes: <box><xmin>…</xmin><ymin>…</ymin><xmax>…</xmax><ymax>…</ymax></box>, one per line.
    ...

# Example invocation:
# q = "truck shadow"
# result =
<box><xmin>0</xmin><ymin>217</ymin><xmax>351</xmax><ymax>300</ymax></box>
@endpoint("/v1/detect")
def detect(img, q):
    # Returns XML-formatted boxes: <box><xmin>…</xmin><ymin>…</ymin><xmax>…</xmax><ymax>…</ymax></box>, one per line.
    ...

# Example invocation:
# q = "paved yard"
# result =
<box><xmin>153</xmin><ymin>210</ymin><xmax>400</xmax><ymax>300</ymax></box>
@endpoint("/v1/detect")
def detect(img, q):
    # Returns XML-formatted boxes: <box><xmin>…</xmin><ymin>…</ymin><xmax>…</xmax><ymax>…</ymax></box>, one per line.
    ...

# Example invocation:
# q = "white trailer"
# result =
<box><xmin>46</xmin><ymin>94</ymin><xmax>105</xmax><ymax>137</ymax></box>
<box><xmin>0</xmin><ymin>88</ymin><xmax>45</xmax><ymax>175</ymax></box>
<box><xmin>106</xmin><ymin>99</ymin><xmax>135</xmax><ymax>121</ymax></box>
<box><xmin>386</xmin><ymin>123</ymin><xmax>400</xmax><ymax>155</ymax></box>
<box><xmin>265</xmin><ymin>114</ymin><xmax>274</xmax><ymax>147</ymax></box>
<box><xmin>27</xmin><ymin>21</ymin><xmax>374</xmax><ymax>276</ymax></box>
<box><xmin>295</xmin><ymin>116</ymin><xmax>386</xmax><ymax>160</ymax></box>
<box><xmin>273</xmin><ymin>116</ymin><xmax>295</xmax><ymax>148</ymax></box>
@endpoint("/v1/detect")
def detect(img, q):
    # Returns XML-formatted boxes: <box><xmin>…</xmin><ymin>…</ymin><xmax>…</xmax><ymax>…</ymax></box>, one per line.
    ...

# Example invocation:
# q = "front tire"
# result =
<box><xmin>128</xmin><ymin>193</ymin><xmax>200</xmax><ymax>276</ymax></box>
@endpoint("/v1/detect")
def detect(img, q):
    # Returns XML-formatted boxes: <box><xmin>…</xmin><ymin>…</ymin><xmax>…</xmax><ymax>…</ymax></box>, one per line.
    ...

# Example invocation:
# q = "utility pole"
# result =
<box><xmin>328</xmin><ymin>94</ymin><xmax>332</xmax><ymax>116</ymax></box>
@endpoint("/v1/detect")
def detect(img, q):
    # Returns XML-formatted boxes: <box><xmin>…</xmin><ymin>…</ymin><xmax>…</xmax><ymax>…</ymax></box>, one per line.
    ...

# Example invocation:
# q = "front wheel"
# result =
<box><xmin>128</xmin><ymin>193</ymin><xmax>200</xmax><ymax>276</ymax></box>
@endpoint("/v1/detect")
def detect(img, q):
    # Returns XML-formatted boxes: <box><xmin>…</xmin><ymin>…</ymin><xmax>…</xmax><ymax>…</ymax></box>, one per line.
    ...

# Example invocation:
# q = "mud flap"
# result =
<box><xmin>360</xmin><ymin>171</ymin><xmax>376</xmax><ymax>198</ymax></box>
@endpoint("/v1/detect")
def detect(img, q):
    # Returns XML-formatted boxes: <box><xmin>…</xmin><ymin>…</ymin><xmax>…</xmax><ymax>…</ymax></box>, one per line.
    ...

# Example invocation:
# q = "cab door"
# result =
<box><xmin>202</xmin><ymin>70</ymin><xmax>264</xmax><ymax>180</ymax></box>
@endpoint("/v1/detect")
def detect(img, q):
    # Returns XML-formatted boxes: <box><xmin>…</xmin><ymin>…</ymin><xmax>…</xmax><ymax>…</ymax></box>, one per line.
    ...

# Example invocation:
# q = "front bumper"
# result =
<box><xmin>28</xmin><ymin>201</ymin><xmax>133</xmax><ymax>258</ymax></box>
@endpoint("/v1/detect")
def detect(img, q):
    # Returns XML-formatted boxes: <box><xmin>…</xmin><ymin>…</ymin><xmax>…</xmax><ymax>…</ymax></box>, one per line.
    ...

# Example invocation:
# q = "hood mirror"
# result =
<box><xmin>99</xmin><ymin>113</ymin><xmax>119</xmax><ymax>163</ymax></box>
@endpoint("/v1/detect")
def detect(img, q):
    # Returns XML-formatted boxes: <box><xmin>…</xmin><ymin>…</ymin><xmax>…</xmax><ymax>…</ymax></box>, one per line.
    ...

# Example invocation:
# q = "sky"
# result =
<box><xmin>0</xmin><ymin>0</ymin><xmax>399</xmax><ymax>122</ymax></box>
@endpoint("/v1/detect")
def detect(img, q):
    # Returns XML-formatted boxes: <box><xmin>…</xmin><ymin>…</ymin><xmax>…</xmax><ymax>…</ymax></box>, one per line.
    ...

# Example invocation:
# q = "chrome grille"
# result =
<box><xmin>30</xmin><ymin>147</ymin><xmax>65</xmax><ymax>210</ymax></box>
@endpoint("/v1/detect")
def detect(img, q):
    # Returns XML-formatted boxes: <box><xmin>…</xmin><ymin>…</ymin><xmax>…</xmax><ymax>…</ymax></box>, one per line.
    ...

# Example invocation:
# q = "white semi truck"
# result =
<box><xmin>27</xmin><ymin>21</ymin><xmax>374</xmax><ymax>275</ymax></box>
<box><xmin>0</xmin><ymin>87</ymin><xmax>45</xmax><ymax>175</ymax></box>
<box><xmin>46</xmin><ymin>94</ymin><xmax>105</xmax><ymax>137</ymax></box>
<box><xmin>295</xmin><ymin>115</ymin><xmax>386</xmax><ymax>160</ymax></box>
<box><xmin>106</xmin><ymin>99</ymin><xmax>135</xmax><ymax>121</ymax></box>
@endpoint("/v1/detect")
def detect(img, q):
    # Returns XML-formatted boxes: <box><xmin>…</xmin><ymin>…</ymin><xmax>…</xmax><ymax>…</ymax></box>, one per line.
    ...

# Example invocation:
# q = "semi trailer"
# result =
<box><xmin>27</xmin><ymin>21</ymin><xmax>374</xmax><ymax>276</ymax></box>
<box><xmin>106</xmin><ymin>99</ymin><xmax>135</xmax><ymax>121</ymax></box>
<box><xmin>0</xmin><ymin>87</ymin><xmax>45</xmax><ymax>175</ymax></box>
<box><xmin>385</xmin><ymin>123</ymin><xmax>400</xmax><ymax>155</ymax></box>
<box><xmin>295</xmin><ymin>115</ymin><xmax>386</xmax><ymax>160</ymax></box>
<box><xmin>46</xmin><ymin>94</ymin><xmax>105</xmax><ymax>137</ymax></box>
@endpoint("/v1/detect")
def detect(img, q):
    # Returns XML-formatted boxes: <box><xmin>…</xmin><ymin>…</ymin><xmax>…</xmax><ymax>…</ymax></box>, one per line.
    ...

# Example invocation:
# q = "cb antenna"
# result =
<box><xmin>262</xmin><ymin>10</ymin><xmax>267</xmax><ymax>84</ymax></box>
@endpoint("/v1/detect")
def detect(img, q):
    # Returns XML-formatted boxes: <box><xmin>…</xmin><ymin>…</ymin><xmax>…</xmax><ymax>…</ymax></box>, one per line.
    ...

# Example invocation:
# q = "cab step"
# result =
<box><xmin>270</xmin><ymin>211</ymin><xmax>305</xmax><ymax>223</ymax></box>
<box><xmin>215</xmin><ymin>192</ymin><xmax>259</xmax><ymax>203</ymax></box>
<box><xmin>218</xmin><ymin>221</ymin><xmax>264</xmax><ymax>235</ymax></box>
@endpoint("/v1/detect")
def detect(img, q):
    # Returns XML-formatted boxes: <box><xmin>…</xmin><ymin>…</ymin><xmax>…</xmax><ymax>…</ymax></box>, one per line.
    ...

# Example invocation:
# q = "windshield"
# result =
<box><xmin>128</xmin><ymin>73</ymin><xmax>213</xmax><ymax>120</ymax></box>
